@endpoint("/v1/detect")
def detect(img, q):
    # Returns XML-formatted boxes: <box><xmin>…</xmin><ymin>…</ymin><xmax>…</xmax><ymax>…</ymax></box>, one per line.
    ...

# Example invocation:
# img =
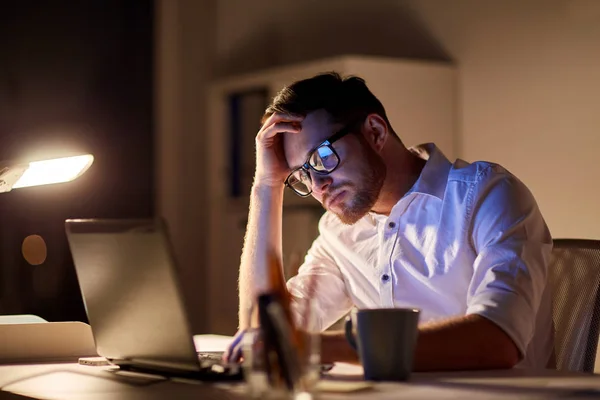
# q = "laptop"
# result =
<box><xmin>65</xmin><ymin>218</ymin><xmax>242</xmax><ymax>381</ymax></box>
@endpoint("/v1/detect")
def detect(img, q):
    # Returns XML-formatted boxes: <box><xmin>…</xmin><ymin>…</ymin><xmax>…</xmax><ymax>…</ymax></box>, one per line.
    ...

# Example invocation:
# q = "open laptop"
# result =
<box><xmin>65</xmin><ymin>218</ymin><xmax>242</xmax><ymax>381</ymax></box>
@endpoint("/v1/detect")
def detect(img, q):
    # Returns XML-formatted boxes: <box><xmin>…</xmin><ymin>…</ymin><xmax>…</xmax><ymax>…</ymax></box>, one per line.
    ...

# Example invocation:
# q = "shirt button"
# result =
<box><xmin>381</xmin><ymin>274</ymin><xmax>390</xmax><ymax>282</ymax></box>
<box><xmin>388</xmin><ymin>221</ymin><xmax>396</xmax><ymax>229</ymax></box>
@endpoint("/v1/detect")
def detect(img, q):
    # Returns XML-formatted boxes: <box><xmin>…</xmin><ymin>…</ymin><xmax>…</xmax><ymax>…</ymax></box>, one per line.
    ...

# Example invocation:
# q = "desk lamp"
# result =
<box><xmin>0</xmin><ymin>154</ymin><xmax>94</xmax><ymax>193</ymax></box>
<box><xmin>0</xmin><ymin>153</ymin><xmax>98</xmax><ymax>361</ymax></box>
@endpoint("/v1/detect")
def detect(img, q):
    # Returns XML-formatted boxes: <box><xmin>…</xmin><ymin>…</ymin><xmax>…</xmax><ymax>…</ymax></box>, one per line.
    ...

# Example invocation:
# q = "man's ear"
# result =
<box><xmin>362</xmin><ymin>114</ymin><xmax>388</xmax><ymax>152</ymax></box>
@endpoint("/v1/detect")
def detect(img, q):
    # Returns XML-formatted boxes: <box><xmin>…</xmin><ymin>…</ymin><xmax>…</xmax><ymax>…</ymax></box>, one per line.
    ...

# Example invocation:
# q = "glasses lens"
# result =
<box><xmin>310</xmin><ymin>145</ymin><xmax>339</xmax><ymax>172</ymax></box>
<box><xmin>287</xmin><ymin>169</ymin><xmax>311</xmax><ymax>196</ymax></box>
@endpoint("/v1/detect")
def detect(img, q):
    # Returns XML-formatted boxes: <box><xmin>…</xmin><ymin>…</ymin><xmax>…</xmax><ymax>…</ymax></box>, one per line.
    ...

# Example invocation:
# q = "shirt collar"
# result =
<box><xmin>365</xmin><ymin>143</ymin><xmax>452</xmax><ymax>226</ymax></box>
<box><xmin>406</xmin><ymin>143</ymin><xmax>452</xmax><ymax>201</ymax></box>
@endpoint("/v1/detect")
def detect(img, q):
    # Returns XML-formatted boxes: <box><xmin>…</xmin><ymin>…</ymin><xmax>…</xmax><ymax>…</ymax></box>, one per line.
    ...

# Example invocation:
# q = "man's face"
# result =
<box><xmin>283</xmin><ymin>110</ymin><xmax>386</xmax><ymax>225</ymax></box>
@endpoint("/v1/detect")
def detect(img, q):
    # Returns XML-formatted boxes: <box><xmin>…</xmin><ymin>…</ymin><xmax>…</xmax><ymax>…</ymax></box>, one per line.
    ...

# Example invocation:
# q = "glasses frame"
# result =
<box><xmin>284</xmin><ymin>123</ymin><xmax>357</xmax><ymax>197</ymax></box>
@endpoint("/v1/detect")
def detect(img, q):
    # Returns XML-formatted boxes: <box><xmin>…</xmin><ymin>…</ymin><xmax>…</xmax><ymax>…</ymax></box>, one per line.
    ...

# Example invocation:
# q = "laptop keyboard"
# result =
<box><xmin>197</xmin><ymin>351</ymin><xmax>224</xmax><ymax>365</ymax></box>
<box><xmin>196</xmin><ymin>352</ymin><xmax>243</xmax><ymax>381</ymax></box>
<box><xmin>197</xmin><ymin>352</ymin><xmax>228</xmax><ymax>372</ymax></box>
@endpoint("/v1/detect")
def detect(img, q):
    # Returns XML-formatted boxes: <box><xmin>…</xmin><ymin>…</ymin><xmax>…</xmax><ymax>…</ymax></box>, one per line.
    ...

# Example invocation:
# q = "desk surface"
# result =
<box><xmin>1</xmin><ymin>362</ymin><xmax>599</xmax><ymax>399</ymax></box>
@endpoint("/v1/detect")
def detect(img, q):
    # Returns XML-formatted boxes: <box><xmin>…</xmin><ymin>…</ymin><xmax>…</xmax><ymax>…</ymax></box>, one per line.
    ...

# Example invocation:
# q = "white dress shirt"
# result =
<box><xmin>287</xmin><ymin>143</ymin><xmax>554</xmax><ymax>369</ymax></box>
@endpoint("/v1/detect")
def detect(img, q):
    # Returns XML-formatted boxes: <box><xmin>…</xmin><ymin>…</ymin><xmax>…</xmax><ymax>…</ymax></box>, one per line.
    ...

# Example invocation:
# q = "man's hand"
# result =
<box><xmin>225</xmin><ymin>328</ymin><xmax>322</xmax><ymax>366</ymax></box>
<box><xmin>254</xmin><ymin>113</ymin><xmax>303</xmax><ymax>188</ymax></box>
<box><xmin>223</xmin><ymin>329</ymin><xmax>246</xmax><ymax>363</ymax></box>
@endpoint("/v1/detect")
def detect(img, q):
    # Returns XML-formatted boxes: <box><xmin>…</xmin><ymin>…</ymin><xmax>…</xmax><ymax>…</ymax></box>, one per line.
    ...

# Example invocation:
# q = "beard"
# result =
<box><xmin>330</xmin><ymin>146</ymin><xmax>386</xmax><ymax>225</ymax></box>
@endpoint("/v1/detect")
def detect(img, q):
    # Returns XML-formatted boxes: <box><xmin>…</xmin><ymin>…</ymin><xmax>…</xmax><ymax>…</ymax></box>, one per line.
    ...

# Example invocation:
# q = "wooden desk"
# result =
<box><xmin>1</xmin><ymin>362</ymin><xmax>599</xmax><ymax>399</ymax></box>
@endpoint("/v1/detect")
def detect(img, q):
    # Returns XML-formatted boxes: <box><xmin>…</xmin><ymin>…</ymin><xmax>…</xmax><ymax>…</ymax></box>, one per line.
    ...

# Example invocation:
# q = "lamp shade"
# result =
<box><xmin>0</xmin><ymin>154</ymin><xmax>94</xmax><ymax>193</ymax></box>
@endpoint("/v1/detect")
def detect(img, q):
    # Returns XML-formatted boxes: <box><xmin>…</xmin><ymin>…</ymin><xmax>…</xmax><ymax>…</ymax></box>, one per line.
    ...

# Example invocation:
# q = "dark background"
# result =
<box><xmin>0</xmin><ymin>0</ymin><xmax>154</xmax><ymax>322</ymax></box>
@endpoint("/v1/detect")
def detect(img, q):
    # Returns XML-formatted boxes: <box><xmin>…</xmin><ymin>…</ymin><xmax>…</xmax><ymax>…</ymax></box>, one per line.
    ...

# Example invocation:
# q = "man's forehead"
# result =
<box><xmin>283</xmin><ymin>110</ymin><xmax>337</xmax><ymax>166</ymax></box>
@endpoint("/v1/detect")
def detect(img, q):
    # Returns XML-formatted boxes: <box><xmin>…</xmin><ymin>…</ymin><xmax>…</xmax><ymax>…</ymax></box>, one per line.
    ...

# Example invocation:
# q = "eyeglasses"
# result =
<box><xmin>284</xmin><ymin>123</ymin><xmax>356</xmax><ymax>197</ymax></box>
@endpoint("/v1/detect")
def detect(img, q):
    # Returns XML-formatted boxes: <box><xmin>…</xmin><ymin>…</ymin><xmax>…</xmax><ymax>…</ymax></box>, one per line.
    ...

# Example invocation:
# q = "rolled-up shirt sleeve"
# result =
<box><xmin>287</xmin><ymin>234</ymin><xmax>353</xmax><ymax>332</ymax></box>
<box><xmin>465</xmin><ymin>165</ymin><xmax>552</xmax><ymax>358</ymax></box>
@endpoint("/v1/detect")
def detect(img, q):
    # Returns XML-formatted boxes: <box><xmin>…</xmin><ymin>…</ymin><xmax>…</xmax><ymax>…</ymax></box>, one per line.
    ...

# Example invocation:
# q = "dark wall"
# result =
<box><xmin>0</xmin><ymin>0</ymin><xmax>154</xmax><ymax>321</ymax></box>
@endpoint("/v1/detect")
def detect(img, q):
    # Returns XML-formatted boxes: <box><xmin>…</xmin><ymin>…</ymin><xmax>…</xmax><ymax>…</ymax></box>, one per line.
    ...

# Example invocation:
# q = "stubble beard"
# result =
<box><xmin>333</xmin><ymin>152</ymin><xmax>386</xmax><ymax>225</ymax></box>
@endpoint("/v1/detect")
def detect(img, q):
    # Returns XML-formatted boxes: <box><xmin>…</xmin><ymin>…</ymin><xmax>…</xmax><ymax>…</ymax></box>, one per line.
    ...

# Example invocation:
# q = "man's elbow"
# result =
<box><xmin>478</xmin><ymin>316</ymin><xmax>521</xmax><ymax>369</ymax></box>
<box><xmin>494</xmin><ymin>343</ymin><xmax>520</xmax><ymax>369</ymax></box>
<box><xmin>486</xmin><ymin>335</ymin><xmax>520</xmax><ymax>369</ymax></box>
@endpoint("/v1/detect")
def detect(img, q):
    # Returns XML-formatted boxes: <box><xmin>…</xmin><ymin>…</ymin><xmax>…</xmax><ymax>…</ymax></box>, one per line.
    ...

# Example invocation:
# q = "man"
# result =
<box><xmin>226</xmin><ymin>72</ymin><xmax>554</xmax><ymax>370</ymax></box>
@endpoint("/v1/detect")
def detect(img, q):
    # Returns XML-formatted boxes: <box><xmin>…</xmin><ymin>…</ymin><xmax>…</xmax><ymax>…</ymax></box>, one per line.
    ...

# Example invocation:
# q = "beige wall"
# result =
<box><xmin>214</xmin><ymin>0</ymin><xmax>451</xmax><ymax>76</ymax></box>
<box><xmin>155</xmin><ymin>0</ymin><xmax>216</xmax><ymax>333</ymax></box>
<box><xmin>410</xmin><ymin>0</ymin><xmax>600</xmax><ymax>239</ymax></box>
<box><xmin>213</xmin><ymin>0</ymin><xmax>600</xmax><ymax>238</ymax></box>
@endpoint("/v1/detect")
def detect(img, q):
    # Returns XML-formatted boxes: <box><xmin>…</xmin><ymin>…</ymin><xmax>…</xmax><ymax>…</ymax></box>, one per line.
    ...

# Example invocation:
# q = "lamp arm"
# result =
<box><xmin>0</xmin><ymin>165</ymin><xmax>28</xmax><ymax>193</ymax></box>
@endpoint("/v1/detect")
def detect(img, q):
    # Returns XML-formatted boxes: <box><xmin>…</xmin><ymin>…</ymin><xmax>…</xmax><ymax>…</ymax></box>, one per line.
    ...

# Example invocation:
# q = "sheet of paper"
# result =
<box><xmin>193</xmin><ymin>334</ymin><xmax>234</xmax><ymax>352</ymax></box>
<box><xmin>0</xmin><ymin>314</ymin><xmax>47</xmax><ymax>324</ymax></box>
<box><xmin>326</xmin><ymin>362</ymin><xmax>364</xmax><ymax>376</ymax></box>
<box><xmin>316</xmin><ymin>380</ymin><xmax>373</xmax><ymax>393</ymax></box>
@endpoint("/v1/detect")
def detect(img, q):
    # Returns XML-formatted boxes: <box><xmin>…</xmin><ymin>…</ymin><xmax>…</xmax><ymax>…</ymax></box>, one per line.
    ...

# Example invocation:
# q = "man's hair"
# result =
<box><xmin>263</xmin><ymin>72</ymin><xmax>392</xmax><ymax>131</ymax></box>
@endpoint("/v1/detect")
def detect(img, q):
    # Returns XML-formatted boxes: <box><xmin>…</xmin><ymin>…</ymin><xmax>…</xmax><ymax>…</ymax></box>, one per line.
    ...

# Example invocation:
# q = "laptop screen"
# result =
<box><xmin>66</xmin><ymin>218</ymin><xmax>199</xmax><ymax>371</ymax></box>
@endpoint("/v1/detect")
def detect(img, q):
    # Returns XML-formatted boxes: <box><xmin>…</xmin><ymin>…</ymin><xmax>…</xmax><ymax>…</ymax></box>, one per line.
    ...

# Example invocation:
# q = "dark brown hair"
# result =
<box><xmin>263</xmin><ymin>72</ymin><xmax>392</xmax><ymax>130</ymax></box>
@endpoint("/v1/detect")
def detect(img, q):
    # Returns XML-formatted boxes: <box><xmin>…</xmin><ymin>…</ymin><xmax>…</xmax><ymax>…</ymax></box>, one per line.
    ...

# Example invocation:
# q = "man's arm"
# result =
<box><xmin>320</xmin><ymin>314</ymin><xmax>519</xmax><ymax>370</ymax></box>
<box><xmin>413</xmin><ymin>314</ymin><xmax>519</xmax><ymax>370</ymax></box>
<box><xmin>238</xmin><ymin>184</ymin><xmax>284</xmax><ymax>328</ymax></box>
<box><xmin>236</xmin><ymin>113</ymin><xmax>303</xmax><ymax>329</ymax></box>
<box><xmin>228</xmin><ymin>210</ymin><xmax>353</xmax><ymax>361</ymax></box>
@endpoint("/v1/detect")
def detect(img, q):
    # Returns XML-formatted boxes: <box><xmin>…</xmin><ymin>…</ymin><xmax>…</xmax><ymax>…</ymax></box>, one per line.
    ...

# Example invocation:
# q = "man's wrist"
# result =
<box><xmin>251</xmin><ymin>181</ymin><xmax>285</xmax><ymax>195</ymax></box>
<box><xmin>252</xmin><ymin>177</ymin><xmax>285</xmax><ymax>190</ymax></box>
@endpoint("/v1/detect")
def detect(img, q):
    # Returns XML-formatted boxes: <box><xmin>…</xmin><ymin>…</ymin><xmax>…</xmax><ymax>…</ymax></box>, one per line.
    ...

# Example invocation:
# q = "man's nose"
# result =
<box><xmin>310</xmin><ymin>172</ymin><xmax>332</xmax><ymax>197</ymax></box>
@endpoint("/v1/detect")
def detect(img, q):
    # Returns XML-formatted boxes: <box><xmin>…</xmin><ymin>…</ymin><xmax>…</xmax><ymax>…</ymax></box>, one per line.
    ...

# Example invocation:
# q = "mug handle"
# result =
<box><xmin>344</xmin><ymin>315</ymin><xmax>358</xmax><ymax>351</ymax></box>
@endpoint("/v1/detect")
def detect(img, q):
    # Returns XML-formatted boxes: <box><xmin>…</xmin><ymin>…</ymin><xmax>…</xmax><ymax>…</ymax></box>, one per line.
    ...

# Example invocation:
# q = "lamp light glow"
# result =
<box><xmin>0</xmin><ymin>154</ymin><xmax>94</xmax><ymax>193</ymax></box>
<box><xmin>11</xmin><ymin>154</ymin><xmax>94</xmax><ymax>189</ymax></box>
